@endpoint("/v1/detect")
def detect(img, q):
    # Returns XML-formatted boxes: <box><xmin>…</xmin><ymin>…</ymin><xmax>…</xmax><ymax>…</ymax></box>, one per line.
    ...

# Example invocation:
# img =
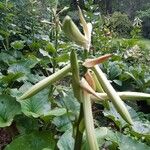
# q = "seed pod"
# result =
<box><xmin>90</xmin><ymin>70</ymin><xmax>110</xmax><ymax>109</ymax></box>
<box><xmin>91</xmin><ymin>92</ymin><xmax>150</xmax><ymax>101</ymax></box>
<box><xmin>80</xmin><ymin>77</ymin><xmax>103</xmax><ymax>101</ymax></box>
<box><xmin>62</xmin><ymin>16</ymin><xmax>87</xmax><ymax>48</ymax></box>
<box><xmin>19</xmin><ymin>64</ymin><xmax>71</xmax><ymax>100</ymax></box>
<box><xmin>85</xmin><ymin>69</ymin><xmax>96</xmax><ymax>91</ymax></box>
<box><xmin>93</xmin><ymin>65</ymin><xmax>133</xmax><ymax>125</ymax></box>
<box><xmin>83</xmin><ymin>54</ymin><xmax>112</xmax><ymax>68</ymax></box>
<box><xmin>70</xmin><ymin>50</ymin><xmax>82</xmax><ymax>102</ymax></box>
<box><xmin>90</xmin><ymin>70</ymin><xmax>104</xmax><ymax>92</ymax></box>
<box><xmin>78</xmin><ymin>6</ymin><xmax>92</xmax><ymax>51</ymax></box>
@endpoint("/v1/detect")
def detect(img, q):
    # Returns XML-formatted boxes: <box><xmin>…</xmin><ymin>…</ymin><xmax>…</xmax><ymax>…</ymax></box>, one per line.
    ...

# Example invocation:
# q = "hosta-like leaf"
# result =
<box><xmin>61</xmin><ymin>91</ymin><xmax>80</xmax><ymax>116</ymax></box>
<box><xmin>1</xmin><ymin>73</ymin><xmax>24</xmax><ymax>85</ymax></box>
<box><xmin>44</xmin><ymin>108</ymin><xmax>67</xmax><ymax>117</ymax></box>
<box><xmin>42</xmin><ymin>108</ymin><xmax>67</xmax><ymax>122</ymax></box>
<box><xmin>16</xmin><ymin>116</ymin><xmax>39</xmax><ymax>134</ymax></box>
<box><xmin>11</xmin><ymin>40</ymin><xmax>25</xmax><ymax>50</ymax></box>
<box><xmin>82</xmin><ymin>127</ymin><xmax>150</xmax><ymax>150</ymax></box>
<box><xmin>26</xmin><ymin>73</ymin><xmax>45</xmax><ymax>84</ymax></box>
<box><xmin>8</xmin><ymin>63</ymin><xmax>29</xmax><ymax>75</ymax></box>
<box><xmin>5</xmin><ymin>131</ymin><xmax>55</xmax><ymax>150</ymax></box>
<box><xmin>8</xmin><ymin>56</ymin><xmax>39</xmax><ymax>75</ymax></box>
<box><xmin>103</xmin><ymin>102</ymin><xmax>127</xmax><ymax>128</ymax></box>
<box><xmin>104</xmin><ymin>102</ymin><xmax>150</xmax><ymax>139</ymax></box>
<box><xmin>0</xmin><ymin>35</ymin><xmax>4</xmax><ymax>40</ymax></box>
<box><xmin>132</xmin><ymin>121</ymin><xmax>150</xmax><ymax>139</ymax></box>
<box><xmin>0</xmin><ymin>95</ymin><xmax>21</xmax><ymax>127</ymax></box>
<box><xmin>57</xmin><ymin>129</ymin><xmax>74</xmax><ymax>150</ymax></box>
<box><xmin>108</xmin><ymin>63</ymin><xmax>122</xmax><ymax>80</ymax></box>
<box><xmin>0</xmin><ymin>52</ymin><xmax>15</xmax><ymax>65</ymax></box>
<box><xmin>45</xmin><ymin>42</ymin><xmax>56</xmax><ymax>53</ymax></box>
<box><xmin>52</xmin><ymin>115</ymin><xmax>72</xmax><ymax>132</ymax></box>
<box><xmin>55</xmin><ymin>53</ymin><xmax>70</xmax><ymax>63</ymax></box>
<box><xmin>106</xmin><ymin>129</ymin><xmax>150</xmax><ymax>150</ymax></box>
<box><xmin>82</xmin><ymin>128</ymin><xmax>109</xmax><ymax>150</ymax></box>
<box><xmin>39</xmin><ymin>49</ymin><xmax>51</xmax><ymax>58</ymax></box>
<box><xmin>20</xmin><ymin>89</ymin><xmax>51</xmax><ymax>118</ymax></box>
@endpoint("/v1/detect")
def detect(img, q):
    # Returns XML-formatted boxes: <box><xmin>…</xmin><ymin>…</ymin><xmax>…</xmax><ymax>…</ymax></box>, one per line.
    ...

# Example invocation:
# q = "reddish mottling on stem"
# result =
<box><xmin>83</xmin><ymin>54</ymin><xmax>112</xmax><ymax>68</ymax></box>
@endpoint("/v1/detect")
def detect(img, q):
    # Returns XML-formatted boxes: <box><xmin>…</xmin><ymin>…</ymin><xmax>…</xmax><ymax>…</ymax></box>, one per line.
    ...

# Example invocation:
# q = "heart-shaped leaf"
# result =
<box><xmin>20</xmin><ymin>89</ymin><xmax>51</xmax><ymax>118</ymax></box>
<box><xmin>57</xmin><ymin>129</ymin><xmax>74</xmax><ymax>150</ymax></box>
<box><xmin>5</xmin><ymin>131</ymin><xmax>55</xmax><ymax>150</ymax></box>
<box><xmin>11</xmin><ymin>40</ymin><xmax>25</xmax><ymax>50</ymax></box>
<box><xmin>0</xmin><ymin>95</ymin><xmax>21</xmax><ymax>127</ymax></box>
<box><xmin>82</xmin><ymin>127</ymin><xmax>150</xmax><ymax>150</ymax></box>
<box><xmin>103</xmin><ymin>102</ymin><xmax>150</xmax><ymax>139</ymax></box>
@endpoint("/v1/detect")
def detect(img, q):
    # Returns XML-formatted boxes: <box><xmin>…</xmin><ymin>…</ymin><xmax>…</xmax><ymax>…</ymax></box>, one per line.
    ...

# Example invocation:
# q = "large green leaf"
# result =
<box><xmin>52</xmin><ymin>115</ymin><xmax>72</xmax><ymax>132</ymax></box>
<box><xmin>103</xmin><ymin>102</ymin><xmax>127</xmax><ymax>128</ymax></box>
<box><xmin>52</xmin><ymin>91</ymin><xmax>80</xmax><ymax>132</ymax></box>
<box><xmin>8</xmin><ymin>56</ymin><xmax>39</xmax><ymax>75</ymax></box>
<box><xmin>131</xmin><ymin>120</ymin><xmax>150</xmax><ymax>140</ymax></box>
<box><xmin>1</xmin><ymin>73</ymin><xmax>24</xmax><ymax>85</ymax></box>
<box><xmin>14</xmin><ymin>82</ymin><xmax>51</xmax><ymax>118</ymax></box>
<box><xmin>60</xmin><ymin>91</ymin><xmax>80</xmax><ymax>117</ymax></box>
<box><xmin>82</xmin><ymin>127</ymin><xmax>150</xmax><ymax>150</ymax></box>
<box><xmin>16</xmin><ymin>116</ymin><xmax>39</xmax><ymax>134</ymax></box>
<box><xmin>20</xmin><ymin>89</ymin><xmax>51</xmax><ymax>118</ymax></box>
<box><xmin>0</xmin><ymin>52</ymin><xmax>15</xmax><ymax>65</ymax></box>
<box><xmin>11</xmin><ymin>40</ymin><xmax>25</xmax><ymax>50</ymax></box>
<box><xmin>26</xmin><ymin>73</ymin><xmax>45</xmax><ymax>84</ymax></box>
<box><xmin>5</xmin><ymin>131</ymin><xmax>55</xmax><ymax>150</ymax></box>
<box><xmin>106</xmin><ymin>129</ymin><xmax>150</xmax><ymax>150</ymax></box>
<box><xmin>103</xmin><ymin>102</ymin><xmax>150</xmax><ymax>139</ymax></box>
<box><xmin>0</xmin><ymin>95</ymin><xmax>21</xmax><ymax>127</ymax></box>
<box><xmin>57</xmin><ymin>129</ymin><xmax>74</xmax><ymax>150</ymax></box>
<box><xmin>82</xmin><ymin>127</ymin><xmax>110</xmax><ymax>150</ymax></box>
<box><xmin>45</xmin><ymin>42</ymin><xmax>56</xmax><ymax>53</ymax></box>
<box><xmin>39</xmin><ymin>49</ymin><xmax>51</xmax><ymax>58</ymax></box>
<box><xmin>43</xmin><ymin>108</ymin><xmax>67</xmax><ymax>122</ymax></box>
<box><xmin>108</xmin><ymin>62</ymin><xmax>122</xmax><ymax>80</ymax></box>
<box><xmin>55</xmin><ymin>54</ymin><xmax>70</xmax><ymax>63</ymax></box>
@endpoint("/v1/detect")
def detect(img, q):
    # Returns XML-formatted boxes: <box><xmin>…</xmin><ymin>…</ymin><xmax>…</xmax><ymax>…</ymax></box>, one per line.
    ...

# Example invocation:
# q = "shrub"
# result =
<box><xmin>137</xmin><ymin>8</ymin><xmax>150</xmax><ymax>39</ymax></box>
<box><xmin>109</xmin><ymin>12</ymin><xmax>132</xmax><ymax>37</ymax></box>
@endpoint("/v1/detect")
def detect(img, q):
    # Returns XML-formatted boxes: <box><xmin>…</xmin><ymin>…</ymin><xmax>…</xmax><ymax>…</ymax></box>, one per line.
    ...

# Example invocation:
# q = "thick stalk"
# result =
<box><xmin>91</xmin><ymin>92</ymin><xmax>150</xmax><ymax>102</ymax></box>
<box><xmin>71</xmin><ymin>50</ymin><xmax>82</xmax><ymax>101</ymax></box>
<box><xmin>19</xmin><ymin>64</ymin><xmax>71</xmax><ymax>100</ymax></box>
<box><xmin>74</xmin><ymin>104</ymin><xmax>84</xmax><ymax>150</ymax></box>
<box><xmin>92</xmin><ymin>65</ymin><xmax>133</xmax><ymax>125</ymax></box>
<box><xmin>70</xmin><ymin>50</ymin><xmax>83</xmax><ymax>150</ymax></box>
<box><xmin>83</xmin><ymin>91</ymin><xmax>99</xmax><ymax>150</ymax></box>
<box><xmin>53</xmin><ymin>24</ymin><xmax>58</xmax><ymax>73</ymax></box>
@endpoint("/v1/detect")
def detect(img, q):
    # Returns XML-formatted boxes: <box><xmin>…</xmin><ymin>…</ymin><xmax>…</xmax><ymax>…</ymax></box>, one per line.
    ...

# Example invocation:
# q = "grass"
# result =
<box><xmin>137</xmin><ymin>39</ymin><xmax>150</xmax><ymax>51</ymax></box>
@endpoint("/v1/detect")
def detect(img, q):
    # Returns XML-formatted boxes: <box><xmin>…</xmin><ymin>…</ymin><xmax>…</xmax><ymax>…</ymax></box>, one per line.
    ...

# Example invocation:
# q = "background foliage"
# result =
<box><xmin>0</xmin><ymin>0</ymin><xmax>150</xmax><ymax>149</ymax></box>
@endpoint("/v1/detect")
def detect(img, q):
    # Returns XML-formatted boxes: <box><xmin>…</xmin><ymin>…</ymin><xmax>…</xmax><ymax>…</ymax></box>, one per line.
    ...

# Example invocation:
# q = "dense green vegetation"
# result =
<box><xmin>0</xmin><ymin>0</ymin><xmax>150</xmax><ymax>150</ymax></box>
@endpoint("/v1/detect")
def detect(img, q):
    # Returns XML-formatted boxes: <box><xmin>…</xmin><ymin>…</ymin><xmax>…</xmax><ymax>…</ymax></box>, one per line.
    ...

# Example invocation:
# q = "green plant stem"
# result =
<box><xmin>91</xmin><ymin>92</ymin><xmax>150</xmax><ymax>101</ymax></box>
<box><xmin>74</xmin><ymin>104</ymin><xmax>84</xmax><ymax>150</ymax></box>
<box><xmin>2</xmin><ymin>41</ymin><xmax>7</xmax><ymax>51</ymax></box>
<box><xmin>83</xmin><ymin>49</ymin><xmax>88</xmax><ymax>60</ymax></box>
<box><xmin>71</xmin><ymin>50</ymin><xmax>82</xmax><ymax>101</ymax></box>
<box><xmin>5</xmin><ymin>37</ymin><xmax>9</xmax><ymax>50</ymax></box>
<box><xmin>53</xmin><ymin>26</ymin><xmax>58</xmax><ymax>73</ymax></box>
<box><xmin>19</xmin><ymin>64</ymin><xmax>71</xmax><ymax>100</ymax></box>
<box><xmin>83</xmin><ymin>91</ymin><xmax>99</xmax><ymax>150</ymax></box>
<box><xmin>92</xmin><ymin>65</ymin><xmax>133</xmax><ymax>125</ymax></box>
<box><xmin>70</xmin><ymin>50</ymin><xmax>84</xmax><ymax>150</ymax></box>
